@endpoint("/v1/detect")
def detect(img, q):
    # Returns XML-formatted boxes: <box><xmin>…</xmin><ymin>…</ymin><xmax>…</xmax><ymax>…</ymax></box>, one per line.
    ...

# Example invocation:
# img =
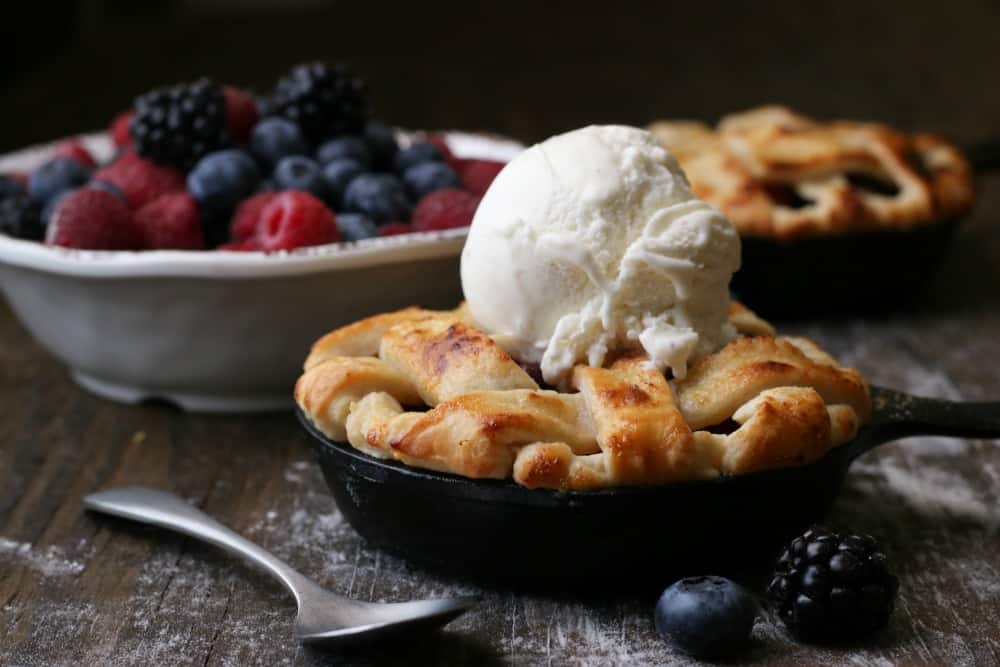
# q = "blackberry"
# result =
<box><xmin>768</xmin><ymin>526</ymin><xmax>898</xmax><ymax>642</ymax></box>
<box><xmin>261</xmin><ymin>62</ymin><xmax>369</xmax><ymax>143</ymax></box>
<box><xmin>0</xmin><ymin>194</ymin><xmax>44</xmax><ymax>241</ymax></box>
<box><xmin>131</xmin><ymin>78</ymin><xmax>231</xmax><ymax>170</ymax></box>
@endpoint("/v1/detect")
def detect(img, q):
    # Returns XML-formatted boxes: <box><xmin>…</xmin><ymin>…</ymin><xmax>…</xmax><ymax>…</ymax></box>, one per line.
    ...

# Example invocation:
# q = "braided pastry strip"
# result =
<box><xmin>513</xmin><ymin>355</ymin><xmax>716</xmax><ymax>489</ymax></box>
<box><xmin>674</xmin><ymin>335</ymin><xmax>870</xmax><ymax>430</ymax></box>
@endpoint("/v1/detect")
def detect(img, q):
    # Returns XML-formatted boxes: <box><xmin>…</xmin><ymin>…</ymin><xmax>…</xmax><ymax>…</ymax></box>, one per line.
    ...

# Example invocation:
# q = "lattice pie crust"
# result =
<box><xmin>648</xmin><ymin>106</ymin><xmax>974</xmax><ymax>240</ymax></box>
<box><xmin>296</xmin><ymin>302</ymin><xmax>870</xmax><ymax>490</ymax></box>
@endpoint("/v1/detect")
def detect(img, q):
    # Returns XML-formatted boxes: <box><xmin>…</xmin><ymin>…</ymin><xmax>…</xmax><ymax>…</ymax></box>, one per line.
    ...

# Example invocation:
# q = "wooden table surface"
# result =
<box><xmin>2</xmin><ymin>187</ymin><xmax>999</xmax><ymax>665</ymax></box>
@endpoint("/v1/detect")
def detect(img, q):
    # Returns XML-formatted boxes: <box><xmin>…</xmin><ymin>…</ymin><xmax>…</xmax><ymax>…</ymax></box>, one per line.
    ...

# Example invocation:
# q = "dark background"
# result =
<box><xmin>3</xmin><ymin>0</ymin><xmax>999</xmax><ymax>153</ymax></box>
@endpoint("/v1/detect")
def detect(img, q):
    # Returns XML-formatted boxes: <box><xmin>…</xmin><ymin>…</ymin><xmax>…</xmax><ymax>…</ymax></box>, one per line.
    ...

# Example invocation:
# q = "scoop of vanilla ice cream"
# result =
<box><xmin>460</xmin><ymin>125</ymin><xmax>740</xmax><ymax>385</ymax></box>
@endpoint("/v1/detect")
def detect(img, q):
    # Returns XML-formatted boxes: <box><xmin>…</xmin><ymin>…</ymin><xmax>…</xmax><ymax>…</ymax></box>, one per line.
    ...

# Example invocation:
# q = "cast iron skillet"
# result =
<box><xmin>732</xmin><ymin>139</ymin><xmax>1000</xmax><ymax>319</ymax></box>
<box><xmin>298</xmin><ymin>387</ymin><xmax>1000</xmax><ymax>589</ymax></box>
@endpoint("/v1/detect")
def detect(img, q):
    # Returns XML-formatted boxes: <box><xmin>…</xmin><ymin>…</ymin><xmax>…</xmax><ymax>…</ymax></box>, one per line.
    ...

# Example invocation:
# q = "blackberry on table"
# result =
<box><xmin>0</xmin><ymin>194</ymin><xmax>44</xmax><ymax>241</ymax></box>
<box><xmin>261</xmin><ymin>62</ymin><xmax>369</xmax><ymax>143</ymax></box>
<box><xmin>131</xmin><ymin>78</ymin><xmax>231</xmax><ymax>170</ymax></box>
<box><xmin>767</xmin><ymin>525</ymin><xmax>899</xmax><ymax>642</ymax></box>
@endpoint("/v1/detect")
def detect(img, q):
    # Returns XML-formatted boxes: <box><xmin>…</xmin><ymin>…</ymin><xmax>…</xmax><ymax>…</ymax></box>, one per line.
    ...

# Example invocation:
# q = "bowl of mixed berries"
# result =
<box><xmin>0</xmin><ymin>62</ymin><xmax>520</xmax><ymax>411</ymax></box>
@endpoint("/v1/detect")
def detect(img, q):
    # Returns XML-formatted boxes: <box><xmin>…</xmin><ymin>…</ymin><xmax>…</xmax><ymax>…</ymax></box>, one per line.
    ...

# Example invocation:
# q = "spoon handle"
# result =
<box><xmin>869</xmin><ymin>386</ymin><xmax>1000</xmax><ymax>440</ymax></box>
<box><xmin>85</xmin><ymin>486</ymin><xmax>313</xmax><ymax>604</ymax></box>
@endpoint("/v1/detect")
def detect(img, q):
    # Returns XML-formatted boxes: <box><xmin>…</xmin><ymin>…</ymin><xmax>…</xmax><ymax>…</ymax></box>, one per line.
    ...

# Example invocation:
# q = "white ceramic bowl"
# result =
<box><xmin>0</xmin><ymin>131</ymin><xmax>522</xmax><ymax>411</ymax></box>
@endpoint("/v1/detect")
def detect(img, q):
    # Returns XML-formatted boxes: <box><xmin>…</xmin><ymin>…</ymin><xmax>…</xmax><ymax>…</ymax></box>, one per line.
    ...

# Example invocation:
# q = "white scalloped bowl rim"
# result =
<box><xmin>0</xmin><ymin>130</ymin><xmax>524</xmax><ymax>278</ymax></box>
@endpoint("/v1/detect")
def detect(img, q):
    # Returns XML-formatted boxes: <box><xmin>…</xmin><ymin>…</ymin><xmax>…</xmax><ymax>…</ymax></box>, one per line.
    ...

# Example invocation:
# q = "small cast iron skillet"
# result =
<box><xmin>732</xmin><ymin>140</ymin><xmax>1000</xmax><ymax>319</ymax></box>
<box><xmin>298</xmin><ymin>387</ymin><xmax>1000</xmax><ymax>589</ymax></box>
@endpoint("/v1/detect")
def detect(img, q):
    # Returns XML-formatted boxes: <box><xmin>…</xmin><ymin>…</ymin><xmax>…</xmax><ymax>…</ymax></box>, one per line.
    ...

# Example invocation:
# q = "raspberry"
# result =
<box><xmin>93</xmin><ymin>150</ymin><xmax>185</xmax><ymax>209</ymax></box>
<box><xmin>52</xmin><ymin>138</ymin><xmax>97</xmax><ymax>168</ymax></box>
<box><xmin>46</xmin><ymin>189</ymin><xmax>141</xmax><ymax>250</ymax></box>
<box><xmin>255</xmin><ymin>191</ymin><xmax>337</xmax><ymax>251</ymax></box>
<box><xmin>218</xmin><ymin>239</ymin><xmax>262</xmax><ymax>251</ymax></box>
<box><xmin>134</xmin><ymin>192</ymin><xmax>204</xmax><ymax>250</ymax></box>
<box><xmin>110</xmin><ymin>111</ymin><xmax>134</xmax><ymax>147</ymax></box>
<box><xmin>411</xmin><ymin>189</ymin><xmax>479</xmax><ymax>231</ymax></box>
<box><xmin>223</xmin><ymin>86</ymin><xmax>259</xmax><ymax>144</ymax></box>
<box><xmin>229</xmin><ymin>191</ymin><xmax>278</xmax><ymax>242</ymax></box>
<box><xmin>460</xmin><ymin>159</ymin><xmax>505</xmax><ymax>196</ymax></box>
<box><xmin>377</xmin><ymin>222</ymin><xmax>414</xmax><ymax>237</ymax></box>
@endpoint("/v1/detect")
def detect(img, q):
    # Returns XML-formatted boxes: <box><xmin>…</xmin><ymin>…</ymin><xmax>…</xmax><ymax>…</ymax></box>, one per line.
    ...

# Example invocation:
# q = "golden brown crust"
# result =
<box><xmin>294</xmin><ymin>356</ymin><xmax>422</xmax><ymax>442</ymax></box>
<box><xmin>648</xmin><ymin>105</ymin><xmax>975</xmax><ymax>240</ymax></box>
<box><xmin>674</xmin><ymin>335</ymin><xmax>871</xmax><ymax>430</ymax></box>
<box><xmin>296</xmin><ymin>301</ymin><xmax>871</xmax><ymax>489</ymax></box>
<box><xmin>380</xmin><ymin>316</ymin><xmax>537</xmax><ymax>406</ymax></box>
<box><xmin>304</xmin><ymin>304</ymin><xmax>474</xmax><ymax>370</ymax></box>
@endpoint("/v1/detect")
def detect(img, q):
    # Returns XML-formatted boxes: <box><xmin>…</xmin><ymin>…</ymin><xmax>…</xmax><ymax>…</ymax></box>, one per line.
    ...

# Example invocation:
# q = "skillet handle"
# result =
<box><xmin>964</xmin><ymin>138</ymin><xmax>1000</xmax><ymax>173</ymax></box>
<box><xmin>869</xmin><ymin>386</ymin><xmax>1000</xmax><ymax>441</ymax></box>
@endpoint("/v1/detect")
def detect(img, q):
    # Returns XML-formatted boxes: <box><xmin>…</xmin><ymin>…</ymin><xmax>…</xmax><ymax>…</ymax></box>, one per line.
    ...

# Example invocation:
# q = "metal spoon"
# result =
<box><xmin>84</xmin><ymin>486</ymin><xmax>478</xmax><ymax>646</ymax></box>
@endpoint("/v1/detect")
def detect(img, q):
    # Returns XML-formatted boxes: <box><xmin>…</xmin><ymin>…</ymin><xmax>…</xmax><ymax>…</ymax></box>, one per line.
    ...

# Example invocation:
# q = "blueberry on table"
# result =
<box><xmin>363</xmin><ymin>121</ymin><xmax>399</xmax><ymax>170</ymax></box>
<box><xmin>273</xmin><ymin>156</ymin><xmax>330</xmax><ymax>201</ymax></box>
<box><xmin>394</xmin><ymin>142</ymin><xmax>443</xmax><ymax>174</ymax></box>
<box><xmin>316</xmin><ymin>136</ymin><xmax>371</xmax><ymax>168</ymax></box>
<box><xmin>335</xmin><ymin>213</ymin><xmax>377</xmax><ymax>241</ymax></box>
<box><xmin>321</xmin><ymin>159</ymin><xmax>363</xmax><ymax>208</ymax></box>
<box><xmin>654</xmin><ymin>576</ymin><xmax>757</xmax><ymax>658</ymax></box>
<box><xmin>342</xmin><ymin>173</ymin><xmax>412</xmax><ymax>224</ymax></box>
<box><xmin>188</xmin><ymin>149</ymin><xmax>260</xmax><ymax>212</ymax></box>
<box><xmin>27</xmin><ymin>157</ymin><xmax>91</xmax><ymax>206</ymax></box>
<box><xmin>249</xmin><ymin>117</ymin><xmax>310</xmax><ymax>169</ymax></box>
<box><xmin>403</xmin><ymin>162</ymin><xmax>461</xmax><ymax>199</ymax></box>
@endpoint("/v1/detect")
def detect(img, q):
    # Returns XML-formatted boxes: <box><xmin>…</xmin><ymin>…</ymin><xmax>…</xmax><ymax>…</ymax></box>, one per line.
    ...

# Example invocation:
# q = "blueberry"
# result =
<box><xmin>316</xmin><ymin>136</ymin><xmax>371</xmax><ymax>168</ymax></box>
<box><xmin>402</xmin><ymin>162</ymin><xmax>460</xmax><ymax>199</ymax></box>
<box><xmin>273</xmin><ymin>156</ymin><xmax>330</xmax><ymax>200</ymax></box>
<box><xmin>249</xmin><ymin>117</ymin><xmax>309</xmax><ymax>169</ymax></box>
<box><xmin>654</xmin><ymin>576</ymin><xmax>757</xmax><ymax>658</ymax></box>
<box><xmin>335</xmin><ymin>213</ymin><xmax>377</xmax><ymax>241</ymax></box>
<box><xmin>394</xmin><ymin>142</ymin><xmax>443</xmax><ymax>174</ymax></box>
<box><xmin>321</xmin><ymin>159</ymin><xmax>363</xmax><ymax>207</ymax></box>
<box><xmin>342</xmin><ymin>173</ymin><xmax>411</xmax><ymax>224</ymax></box>
<box><xmin>188</xmin><ymin>149</ymin><xmax>260</xmax><ymax>212</ymax></box>
<box><xmin>343</xmin><ymin>174</ymin><xmax>411</xmax><ymax>224</ymax></box>
<box><xmin>363</xmin><ymin>121</ymin><xmax>399</xmax><ymax>170</ymax></box>
<box><xmin>87</xmin><ymin>180</ymin><xmax>126</xmax><ymax>201</ymax></box>
<box><xmin>27</xmin><ymin>157</ymin><xmax>91</xmax><ymax>206</ymax></box>
<box><xmin>0</xmin><ymin>174</ymin><xmax>23</xmax><ymax>198</ymax></box>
